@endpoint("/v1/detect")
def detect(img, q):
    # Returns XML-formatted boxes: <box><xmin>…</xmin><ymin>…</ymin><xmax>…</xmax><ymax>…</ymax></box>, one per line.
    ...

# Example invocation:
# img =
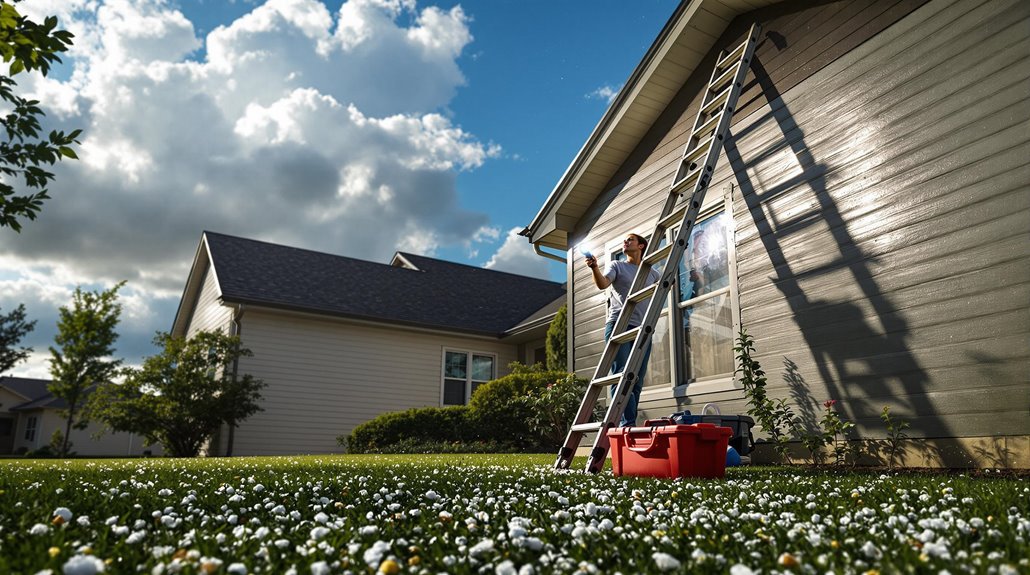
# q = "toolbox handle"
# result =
<box><xmin>625</xmin><ymin>430</ymin><xmax>660</xmax><ymax>453</ymax></box>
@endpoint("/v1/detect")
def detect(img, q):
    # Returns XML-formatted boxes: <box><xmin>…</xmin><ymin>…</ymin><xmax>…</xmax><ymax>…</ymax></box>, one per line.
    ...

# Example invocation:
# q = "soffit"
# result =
<box><xmin>524</xmin><ymin>0</ymin><xmax>782</xmax><ymax>250</ymax></box>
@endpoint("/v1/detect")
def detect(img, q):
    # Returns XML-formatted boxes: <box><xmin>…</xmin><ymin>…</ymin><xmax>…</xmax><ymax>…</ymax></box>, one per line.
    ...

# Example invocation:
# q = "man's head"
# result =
<box><xmin>624</xmin><ymin>233</ymin><xmax>648</xmax><ymax>247</ymax></box>
<box><xmin>623</xmin><ymin>233</ymin><xmax>648</xmax><ymax>255</ymax></box>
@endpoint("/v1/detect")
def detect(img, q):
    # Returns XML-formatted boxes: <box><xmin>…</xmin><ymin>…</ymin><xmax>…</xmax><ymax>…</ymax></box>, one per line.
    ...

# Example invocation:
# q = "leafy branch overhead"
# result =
<box><xmin>0</xmin><ymin>302</ymin><xmax>35</xmax><ymax>374</ymax></box>
<box><xmin>0</xmin><ymin>2</ymin><xmax>80</xmax><ymax>232</ymax></box>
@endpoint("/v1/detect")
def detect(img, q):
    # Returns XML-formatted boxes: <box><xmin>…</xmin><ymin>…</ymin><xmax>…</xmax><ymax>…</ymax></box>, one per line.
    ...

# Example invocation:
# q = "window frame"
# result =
<box><xmin>24</xmin><ymin>415</ymin><xmax>38</xmax><ymax>442</ymax></box>
<box><xmin>669</xmin><ymin>186</ymin><xmax>740</xmax><ymax>397</ymax></box>
<box><xmin>440</xmin><ymin>348</ymin><xmax>497</xmax><ymax>406</ymax></box>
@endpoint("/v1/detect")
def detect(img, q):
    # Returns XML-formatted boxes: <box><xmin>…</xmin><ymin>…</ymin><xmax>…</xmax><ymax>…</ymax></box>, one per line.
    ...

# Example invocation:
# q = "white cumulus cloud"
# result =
<box><xmin>0</xmin><ymin>0</ymin><xmax>508</xmax><ymax>376</ymax></box>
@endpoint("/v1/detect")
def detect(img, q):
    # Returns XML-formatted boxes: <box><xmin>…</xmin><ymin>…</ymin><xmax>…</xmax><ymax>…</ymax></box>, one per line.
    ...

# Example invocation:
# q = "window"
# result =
<box><xmin>0</xmin><ymin>418</ymin><xmax>12</xmax><ymax>436</ymax></box>
<box><xmin>674</xmin><ymin>208</ymin><xmax>736</xmax><ymax>385</ymax></box>
<box><xmin>442</xmin><ymin>350</ymin><xmax>496</xmax><ymax>405</ymax></box>
<box><xmin>24</xmin><ymin>416</ymin><xmax>38</xmax><ymax>442</ymax></box>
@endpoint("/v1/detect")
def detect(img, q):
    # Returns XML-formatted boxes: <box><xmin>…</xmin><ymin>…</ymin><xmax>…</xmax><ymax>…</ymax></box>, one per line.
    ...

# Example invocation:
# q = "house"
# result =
<box><xmin>0</xmin><ymin>376</ymin><xmax>157</xmax><ymax>456</ymax></box>
<box><xmin>521</xmin><ymin>0</ymin><xmax>1029</xmax><ymax>467</ymax></box>
<box><xmin>171</xmin><ymin>231</ymin><xmax>565</xmax><ymax>456</ymax></box>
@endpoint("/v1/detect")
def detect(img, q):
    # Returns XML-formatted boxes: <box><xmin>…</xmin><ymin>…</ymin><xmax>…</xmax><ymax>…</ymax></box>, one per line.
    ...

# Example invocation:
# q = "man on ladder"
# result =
<box><xmin>584</xmin><ymin>232</ymin><xmax>660</xmax><ymax>428</ymax></box>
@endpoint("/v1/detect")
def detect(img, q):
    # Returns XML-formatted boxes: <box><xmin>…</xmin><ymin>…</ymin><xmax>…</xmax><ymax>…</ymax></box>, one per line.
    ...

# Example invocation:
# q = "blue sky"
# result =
<box><xmin>1</xmin><ymin>0</ymin><xmax>678</xmax><ymax>377</ymax></box>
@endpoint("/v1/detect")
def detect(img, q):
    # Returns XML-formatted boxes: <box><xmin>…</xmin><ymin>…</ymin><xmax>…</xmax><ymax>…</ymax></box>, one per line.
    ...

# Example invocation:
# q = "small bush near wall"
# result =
<box><xmin>344</xmin><ymin>406</ymin><xmax>472</xmax><ymax>454</ymax></box>
<box><xmin>467</xmin><ymin>366</ymin><xmax>573</xmax><ymax>448</ymax></box>
<box><xmin>341</xmin><ymin>365</ymin><xmax>586</xmax><ymax>453</ymax></box>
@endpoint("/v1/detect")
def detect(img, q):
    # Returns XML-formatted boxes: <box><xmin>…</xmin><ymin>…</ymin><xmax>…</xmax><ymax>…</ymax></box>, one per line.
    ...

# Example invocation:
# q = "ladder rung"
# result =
<box><xmin>691</xmin><ymin>113</ymin><xmax>721</xmax><ymax>143</ymax></box>
<box><xmin>591</xmin><ymin>373</ymin><xmax>622</xmax><ymax>388</ymax></box>
<box><xmin>657</xmin><ymin>203</ymin><xmax>689</xmax><ymax>232</ymax></box>
<box><xmin>683</xmin><ymin>136</ymin><xmax>714</xmax><ymax>165</ymax></box>
<box><xmin>715</xmin><ymin>38</ymin><xmax>748</xmax><ymax>72</ymax></box>
<box><xmin>628</xmin><ymin>282</ymin><xmax>657</xmax><ymax>304</ymax></box>
<box><xmin>572</xmin><ymin>422</ymin><xmax>602</xmax><ymax>433</ymax></box>
<box><xmin>709</xmin><ymin>60</ymin><xmax>741</xmax><ymax>93</ymax></box>
<box><xmin>700</xmin><ymin>85</ymin><xmax>732</xmax><ymax>116</ymax></box>
<box><xmin>610</xmin><ymin>326</ymin><xmax>641</xmax><ymax>345</ymax></box>
<box><xmin>670</xmin><ymin>165</ymin><xmax>702</xmax><ymax>196</ymax></box>
<box><xmin>643</xmin><ymin>243</ymin><xmax>673</xmax><ymax>267</ymax></box>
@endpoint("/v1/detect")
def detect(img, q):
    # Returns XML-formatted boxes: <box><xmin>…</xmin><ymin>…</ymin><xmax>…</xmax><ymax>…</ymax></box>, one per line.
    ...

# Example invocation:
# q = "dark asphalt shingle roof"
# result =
<box><xmin>205</xmin><ymin>232</ymin><xmax>566</xmax><ymax>336</ymax></box>
<box><xmin>0</xmin><ymin>377</ymin><xmax>66</xmax><ymax>410</ymax></box>
<box><xmin>0</xmin><ymin>376</ymin><xmax>49</xmax><ymax>401</ymax></box>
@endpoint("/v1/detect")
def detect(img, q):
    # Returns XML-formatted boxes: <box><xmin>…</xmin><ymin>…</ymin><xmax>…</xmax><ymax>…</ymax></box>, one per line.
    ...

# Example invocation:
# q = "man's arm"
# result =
<box><xmin>585</xmin><ymin>255</ymin><xmax>611</xmax><ymax>290</ymax></box>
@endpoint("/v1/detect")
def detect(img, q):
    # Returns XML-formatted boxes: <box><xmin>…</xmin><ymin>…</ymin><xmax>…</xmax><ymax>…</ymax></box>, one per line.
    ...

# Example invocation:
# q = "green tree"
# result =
<box><xmin>0</xmin><ymin>302</ymin><xmax>35</xmax><ymax>374</ymax></box>
<box><xmin>92</xmin><ymin>330</ymin><xmax>265</xmax><ymax>457</ymax></box>
<box><xmin>48</xmin><ymin>282</ymin><xmax>124</xmax><ymax>457</ymax></box>
<box><xmin>545</xmin><ymin>303</ymin><xmax>567</xmax><ymax>371</ymax></box>
<box><xmin>0</xmin><ymin>2</ymin><xmax>81</xmax><ymax>231</ymax></box>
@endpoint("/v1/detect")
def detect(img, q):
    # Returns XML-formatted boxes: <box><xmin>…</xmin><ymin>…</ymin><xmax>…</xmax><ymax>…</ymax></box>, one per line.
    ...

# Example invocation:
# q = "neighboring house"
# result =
<box><xmin>171</xmin><ymin>231</ymin><xmax>566</xmax><ymax>456</ymax></box>
<box><xmin>522</xmin><ymin>0</ymin><xmax>1028</xmax><ymax>467</ymax></box>
<box><xmin>0</xmin><ymin>376</ymin><xmax>157</xmax><ymax>456</ymax></box>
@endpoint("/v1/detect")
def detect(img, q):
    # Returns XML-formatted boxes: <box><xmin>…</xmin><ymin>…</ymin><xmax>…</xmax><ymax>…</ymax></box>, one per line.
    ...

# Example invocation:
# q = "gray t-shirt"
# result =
<box><xmin>604</xmin><ymin>260</ymin><xmax>660</xmax><ymax>326</ymax></box>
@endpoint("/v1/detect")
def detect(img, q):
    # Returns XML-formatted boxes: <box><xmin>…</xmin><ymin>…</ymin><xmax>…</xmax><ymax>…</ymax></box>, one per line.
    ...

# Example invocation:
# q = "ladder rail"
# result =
<box><xmin>555</xmin><ymin>23</ymin><xmax>762</xmax><ymax>472</ymax></box>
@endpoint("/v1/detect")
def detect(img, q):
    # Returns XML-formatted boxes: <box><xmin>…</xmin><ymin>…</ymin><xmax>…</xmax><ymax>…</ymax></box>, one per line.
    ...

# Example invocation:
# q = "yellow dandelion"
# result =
<box><xmin>379</xmin><ymin>559</ymin><xmax>400</xmax><ymax>574</ymax></box>
<box><xmin>408</xmin><ymin>556</ymin><xmax>421</xmax><ymax>566</ymax></box>
<box><xmin>48</xmin><ymin>547</ymin><xmax>61</xmax><ymax>558</ymax></box>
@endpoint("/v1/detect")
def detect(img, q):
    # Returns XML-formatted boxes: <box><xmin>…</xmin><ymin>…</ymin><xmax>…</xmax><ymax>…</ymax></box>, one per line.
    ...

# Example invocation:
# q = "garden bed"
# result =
<box><xmin>0</xmin><ymin>455</ymin><xmax>1026</xmax><ymax>574</ymax></box>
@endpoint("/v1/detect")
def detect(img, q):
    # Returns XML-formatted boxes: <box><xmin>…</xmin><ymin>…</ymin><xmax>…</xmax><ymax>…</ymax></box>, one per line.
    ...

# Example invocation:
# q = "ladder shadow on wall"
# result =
<box><xmin>725</xmin><ymin>49</ymin><xmax>970</xmax><ymax>466</ymax></box>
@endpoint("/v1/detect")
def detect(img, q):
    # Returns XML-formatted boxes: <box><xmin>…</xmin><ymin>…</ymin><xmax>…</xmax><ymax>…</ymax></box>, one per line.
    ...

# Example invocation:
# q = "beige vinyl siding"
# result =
<box><xmin>569</xmin><ymin>0</ymin><xmax>1028</xmax><ymax>447</ymax></box>
<box><xmin>219</xmin><ymin>308</ymin><xmax>519</xmax><ymax>456</ymax></box>
<box><xmin>185</xmin><ymin>263</ymin><xmax>233</xmax><ymax>337</ymax></box>
<box><xmin>11</xmin><ymin>409</ymin><xmax>158</xmax><ymax>456</ymax></box>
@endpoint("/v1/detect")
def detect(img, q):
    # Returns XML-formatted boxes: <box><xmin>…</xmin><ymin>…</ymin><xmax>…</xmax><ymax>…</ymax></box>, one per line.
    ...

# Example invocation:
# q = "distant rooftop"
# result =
<box><xmin>202</xmin><ymin>232</ymin><xmax>566</xmax><ymax>337</ymax></box>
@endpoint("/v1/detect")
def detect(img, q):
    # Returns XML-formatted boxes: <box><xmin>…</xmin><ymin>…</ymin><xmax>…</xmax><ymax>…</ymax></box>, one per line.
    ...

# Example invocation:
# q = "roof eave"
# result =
<box><xmin>170</xmin><ymin>232</ymin><xmax>215</xmax><ymax>338</ymax></box>
<box><xmin>218</xmin><ymin>296</ymin><xmax>510</xmax><ymax>339</ymax></box>
<box><xmin>523</xmin><ymin>0</ymin><xmax>779</xmax><ymax>250</ymax></box>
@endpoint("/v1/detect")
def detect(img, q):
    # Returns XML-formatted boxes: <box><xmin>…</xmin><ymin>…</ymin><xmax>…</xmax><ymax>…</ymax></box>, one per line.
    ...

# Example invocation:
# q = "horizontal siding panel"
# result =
<box><xmin>227</xmin><ymin>310</ymin><xmax>518</xmax><ymax>455</ymax></box>
<box><xmin>568</xmin><ymin>0</ymin><xmax>1028</xmax><ymax>448</ymax></box>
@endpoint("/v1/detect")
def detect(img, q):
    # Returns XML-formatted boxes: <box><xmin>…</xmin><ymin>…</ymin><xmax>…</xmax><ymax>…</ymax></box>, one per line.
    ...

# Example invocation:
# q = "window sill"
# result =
<box><xmin>673</xmin><ymin>376</ymin><xmax>739</xmax><ymax>398</ymax></box>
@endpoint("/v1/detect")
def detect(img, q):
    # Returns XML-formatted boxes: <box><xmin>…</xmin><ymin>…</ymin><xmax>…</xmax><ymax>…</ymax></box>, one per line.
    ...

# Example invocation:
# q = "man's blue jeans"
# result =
<box><xmin>604</xmin><ymin>319</ymin><xmax>652</xmax><ymax>427</ymax></box>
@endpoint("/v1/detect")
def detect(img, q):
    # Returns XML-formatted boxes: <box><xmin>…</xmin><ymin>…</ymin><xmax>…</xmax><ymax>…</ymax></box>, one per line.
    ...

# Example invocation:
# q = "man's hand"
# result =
<box><xmin>584</xmin><ymin>254</ymin><xmax>598</xmax><ymax>269</ymax></box>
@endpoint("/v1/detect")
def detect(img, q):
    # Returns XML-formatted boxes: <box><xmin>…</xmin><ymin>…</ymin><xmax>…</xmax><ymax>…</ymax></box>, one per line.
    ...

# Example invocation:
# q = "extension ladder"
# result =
<box><xmin>555</xmin><ymin>23</ymin><xmax>762</xmax><ymax>473</ymax></box>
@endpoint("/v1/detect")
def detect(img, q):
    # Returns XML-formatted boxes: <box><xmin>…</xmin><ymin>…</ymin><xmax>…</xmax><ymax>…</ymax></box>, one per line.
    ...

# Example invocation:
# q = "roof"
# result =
<box><xmin>193</xmin><ymin>232</ymin><xmax>566</xmax><ymax>337</ymax></box>
<box><xmin>0</xmin><ymin>376</ymin><xmax>50</xmax><ymax>402</ymax></box>
<box><xmin>522</xmin><ymin>0</ymin><xmax>782</xmax><ymax>250</ymax></box>
<box><xmin>0</xmin><ymin>377</ymin><xmax>66</xmax><ymax>411</ymax></box>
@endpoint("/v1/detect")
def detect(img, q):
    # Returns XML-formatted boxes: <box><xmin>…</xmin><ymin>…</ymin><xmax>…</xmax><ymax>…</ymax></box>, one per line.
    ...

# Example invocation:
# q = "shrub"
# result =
<box><xmin>545</xmin><ymin>304</ymin><xmax>568</xmax><ymax>371</ymax></box>
<box><xmin>467</xmin><ymin>363</ymin><xmax>571</xmax><ymax>448</ymax></box>
<box><xmin>519</xmin><ymin>372</ymin><xmax>593</xmax><ymax>449</ymax></box>
<box><xmin>357</xmin><ymin>437</ymin><xmax>522</xmax><ymax>454</ymax></box>
<box><xmin>342</xmin><ymin>363</ymin><xmax>581</xmax><ymax>454</ymax></box>
<box><xmin>343</xmin><ymin>406</ymin><xmax>473</xmax><ymax>454</ymax></box>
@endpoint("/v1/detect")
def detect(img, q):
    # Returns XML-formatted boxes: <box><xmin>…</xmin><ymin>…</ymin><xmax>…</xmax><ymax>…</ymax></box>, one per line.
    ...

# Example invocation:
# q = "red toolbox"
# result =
<box><xmin>607</xmin><ymin>422</ymin><xmax>732</xmax><ymax>479</ymax></box>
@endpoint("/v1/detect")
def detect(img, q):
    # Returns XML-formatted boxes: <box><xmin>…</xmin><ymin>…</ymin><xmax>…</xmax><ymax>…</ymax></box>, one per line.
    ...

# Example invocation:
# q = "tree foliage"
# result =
<box><xmin>545</xmin><ymin>303</ymin><xmax>567</xmax><ymax>371</ymax></box>
<box><xmin>0</xmin><ymin>302</ymin><xmax>35</xmax><ymax>374</ymax></box>
<box><xmin>48</xmin><ymin>282</ymin><xmax>124</xmax><ymax>457</ymax></box>
<box><xmin>0</xmin><ymin>2</ymin><xmax>80</xmax><ymax>231</ymax></box>
<box><xmin>92</xmin><ymin>330</ymin><xmax>266</xmax><ymax>457</ymax></box>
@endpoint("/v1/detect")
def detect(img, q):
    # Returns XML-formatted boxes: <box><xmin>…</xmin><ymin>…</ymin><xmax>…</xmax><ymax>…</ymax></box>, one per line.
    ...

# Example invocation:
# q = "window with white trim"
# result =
<box><xmin>24</xmin><ymin>415</ymin><xmax>38</xmax><ymax>442</ymax></box>
<box><xmin>442</xmin><ymin>350</ymin><xmax>496</xmax><ymax>405</ymax></box>
<box><xmin>673</xmin><ymin>207</ymin><xmax>737</xmax><ymax>385</ymax></box>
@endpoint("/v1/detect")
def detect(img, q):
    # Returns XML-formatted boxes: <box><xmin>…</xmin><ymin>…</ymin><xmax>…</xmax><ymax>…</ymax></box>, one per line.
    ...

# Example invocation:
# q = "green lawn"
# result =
<box><xmin>0</xmin><ymin>455</ymin><xmax>1026</xmax><ymax>574</ymax></box>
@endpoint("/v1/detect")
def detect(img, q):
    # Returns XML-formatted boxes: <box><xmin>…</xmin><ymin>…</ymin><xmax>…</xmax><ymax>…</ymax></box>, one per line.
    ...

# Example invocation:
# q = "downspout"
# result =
<box><xmin>224</xmin><ymin>304</ymin><xmax>245</xmax><ymax>457</ymax></box>
<box><xmin>534</xmin><ymin>243</ymin><xmax>567</xmax><ymax>264</ymax></box>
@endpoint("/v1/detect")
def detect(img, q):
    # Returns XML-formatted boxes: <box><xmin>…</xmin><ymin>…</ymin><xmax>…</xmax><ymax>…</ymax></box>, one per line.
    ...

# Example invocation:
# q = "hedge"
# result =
<box><xmin>341</xmin><ymin>366</ymin><xmax>578</xmax><ymax>453</ymax></box>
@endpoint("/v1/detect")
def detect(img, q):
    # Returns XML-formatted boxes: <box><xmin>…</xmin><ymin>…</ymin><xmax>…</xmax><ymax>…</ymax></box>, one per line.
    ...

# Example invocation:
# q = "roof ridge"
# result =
<box><xmin>398</xmin><ymin>251</ymin><xmax>563</xmax><ymax>285</ymax></box>
<box><xmin>205</xmin><ymin>231</ymin><xmax>413</xmax><ymax>273</ymax></box>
